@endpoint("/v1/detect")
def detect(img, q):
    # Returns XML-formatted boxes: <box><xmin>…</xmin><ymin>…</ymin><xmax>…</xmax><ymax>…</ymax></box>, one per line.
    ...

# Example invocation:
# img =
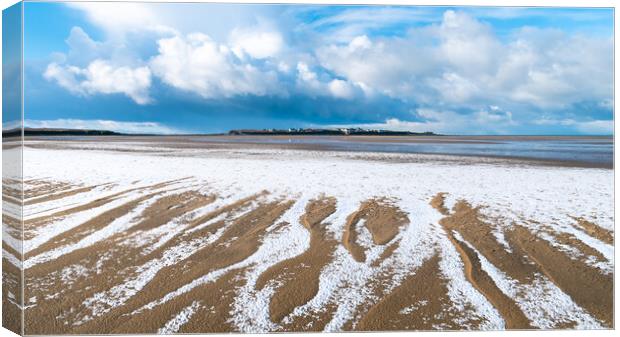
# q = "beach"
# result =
<box><xmin>2</xmin><ymin>136</ymin><xmax>614</xmax><ymax>333</ymax></box>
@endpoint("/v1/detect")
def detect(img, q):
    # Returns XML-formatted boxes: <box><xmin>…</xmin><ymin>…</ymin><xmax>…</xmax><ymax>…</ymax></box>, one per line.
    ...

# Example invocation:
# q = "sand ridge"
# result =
<box><xmin>343</xmin><ymin>198</ymin><xmax>409</xmax><ymax>263</ymax></box>
<box><xmin>431</xmin><ymin>193</ymin><xmax>613</xmax><ymax>329</ymax></box>
<box><xmin>255</xmin><ymin>197</ymin><xmax>338</xmax><ymax>328</ymax></box>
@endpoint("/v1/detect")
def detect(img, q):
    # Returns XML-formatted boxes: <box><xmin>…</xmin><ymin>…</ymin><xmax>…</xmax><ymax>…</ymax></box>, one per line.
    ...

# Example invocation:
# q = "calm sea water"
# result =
<box><xmin>35</xmin><ymin>135</ymin><xmax>613</xmax><ymax>168</ymax></box>
<box><xmin>191</xmin><ymin>136</ymin><xmax>613</xmax><ymax>167</ymax></box>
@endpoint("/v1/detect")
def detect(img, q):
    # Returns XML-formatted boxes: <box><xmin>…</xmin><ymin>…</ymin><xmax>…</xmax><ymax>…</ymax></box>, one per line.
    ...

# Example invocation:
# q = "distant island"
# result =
<box><xmin>2</xmin><ymin>127</ymin><xmax>437</xmax><ymax>137</ymax></box>
<box><xmin>229</xmin><ymin>128</ymin><xmax>438</xmax><ymax>136</ymax></box>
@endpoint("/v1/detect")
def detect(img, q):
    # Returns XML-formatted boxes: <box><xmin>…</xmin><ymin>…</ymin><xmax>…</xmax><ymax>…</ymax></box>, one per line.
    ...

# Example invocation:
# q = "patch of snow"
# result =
<box><xmin>158</xmin><ymin>301</ymin><xmax>201</xmax><ymax>334</ymax></box>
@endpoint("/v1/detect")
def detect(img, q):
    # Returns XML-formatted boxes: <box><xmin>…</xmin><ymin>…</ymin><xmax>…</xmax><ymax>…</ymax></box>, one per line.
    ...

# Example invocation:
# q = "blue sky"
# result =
<box><xmin>19</xmin><ymin>2</ymin><xmax>613</xmax><ymax>135</ymax></box>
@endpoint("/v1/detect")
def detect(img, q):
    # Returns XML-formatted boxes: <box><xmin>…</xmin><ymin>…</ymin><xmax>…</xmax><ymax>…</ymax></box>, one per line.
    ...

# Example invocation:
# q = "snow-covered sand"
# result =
<box><xmin>3</xmin><ymin>141</ymin><xmax>614</xmax><ymax>332</ymax></box>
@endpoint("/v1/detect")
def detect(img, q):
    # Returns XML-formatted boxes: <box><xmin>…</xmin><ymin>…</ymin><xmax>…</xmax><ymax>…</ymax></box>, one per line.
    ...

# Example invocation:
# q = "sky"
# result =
<box><xmin>17</xmin><ymin>2</ymin><xmax>614</xmax><ymax>135</ymax></box>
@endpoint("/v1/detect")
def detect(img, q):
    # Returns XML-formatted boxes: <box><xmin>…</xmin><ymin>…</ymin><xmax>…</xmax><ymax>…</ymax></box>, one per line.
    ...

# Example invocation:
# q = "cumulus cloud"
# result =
<box><xmin>42</xmin><ymin>5</ymin><xmax>612</xmax><ymax>134</ymax></box>
<box><xmin>296</xmin><ymin>62</ymin><xmax>321</xmax><ymax>90</ymax></box>
<box><xmin>64</xmin><ymin>27</ymin><xmax>105</xmax><ymax>66</ymax></box>
<box><xmin>498</xmin><ymin>29</ymin><xmax>613</xmax><ymax>108</ymax></box>
<box><xmin>67</xmin><ymin>2</ymin><xmax>176</xmax><ymax>37</ymax></box>
<box><xmin>150</xmin><ymin>33</ymin><xmax>284</xmax><ymax>98</ymax></box>
<box><xmin>328</xmin><ymin>79</ymin><xmax>355</xmax><ymax>99</ymax></box>
<box><xmin>428</xmin><ymin>72</ymin><xmax>481</xmax><ymax>104</ymax></box>
<box><xmin>296</xmin><ymin>62</ymin><xmax>362</xmax><ymax>100</ymax></box>
<box><xmin>25</xmin><ymin>119</ymin><xmax>180</xmax><ymax>134</ymax></box>
<box><xmin>317</xmin><ymin>10</ymin><xmax>612</xmax><ymax>111</ymax></box>
<box><xmin>44</xmin><ymin>60</ymin><xmax>152</xmax><ymax>104</ymax></box>
<box><xmin>229</xmin><ymin>27</ymin><xmax>283</xmax><ymax>59</ymax></box>
<box><xmin>533</xmin><ymin>118</ymin><xmax>613</xmax><ymax>135</ymax></box>
<box><xmin>437</xmin><ymin>10</ymin><xmax>501</xmax><ymax>76</ymax></box>
<box><xmin>317</xmin><ymin>34</ymin><xmax>426</xmax><ymax>100</ymax></box>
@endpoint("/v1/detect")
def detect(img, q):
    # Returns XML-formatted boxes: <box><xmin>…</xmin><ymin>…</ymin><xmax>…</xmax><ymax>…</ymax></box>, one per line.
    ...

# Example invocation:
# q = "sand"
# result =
<box><xmin>1</xmin><ymin>138</ymin><xmax>614</xmax><ymax>333</ymax></box>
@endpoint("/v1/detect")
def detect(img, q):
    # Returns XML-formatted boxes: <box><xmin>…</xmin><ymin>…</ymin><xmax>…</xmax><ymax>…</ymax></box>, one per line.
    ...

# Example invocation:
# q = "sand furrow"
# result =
<box><xmin>157</xmin><ymin>300</ymin><xmax>202</xmax><ymax>334</ymax></box>
<box><xmin>358</xmin><ymin>254</ymin><xmax>476</xmax><ymax>330</ymax></box>
<box><xmin>3</xmin><ymin>185</ymin><xmax>22</xmax><ymax>200</ymax></box>
<box><xmin>431</xmin><ymin>194</ymin><xmax>535</xmax><ymax>328</ymax></box>
<box><xmin>573</xmin><ymin>217</ymin><xmax>613</xmax><ymax>245</ymax></box>
<box><xmin>255</xmin><ymin>197</ymin><xmax>337</xmax><ymax>325</ymax></box>
<box><xmin>342</xmin><ymin>211</ymin><xmax>367</xmax><ymax>263</ymax></box>
<box><xmin>342</xmin><ymin>199</ymin><xmax>408</xmax><ymax>263</ymax></box>
<box><xmin>22</xmin><ymin>180</ymin><xmax>200</xmax><ymax>253</ymax></box>
<box><xmin>25</xmin><ymin>185</ymin><xmax>101</xmax><ymax>206</ymax></box>
<box><xmin>362</xmin><ymin>199</ymin><xmax>409</xmax><ymax>245</ymax></box>
<box><xmin>68</xmin><ymin>200</ymin><xmax>294</xmax><ymax>333</ymax></box>
<box><xmin>2</xmin><ymin>259</ymin><xmax>23</xmax><ymax>333</ymax></box>
<box><xmin>24</xmin><ymin>178</ymin><xmax>191</xmax><ymax>223</ymax></box>
<box><xmin>24</xmin><ymin>193</ymin><xmax>158</xmax><ymax>260</ymax></box>
<box><xmin>128</xmin><ymin>191</ymin><xmax>214</xmax><ymax>232</ymax></box>
<box><xmin>430</xmin><ymin>193</ymin><xmax>608</xmax><ymax>328</ymax></box>
<box><xmin>3</xmin><ymin>194</ymin><xmax>22</xmax><ymax>205</ymax></box>
<box><xmin>508</xmin><ymin>225</ymin><xmax>613</xmax><ymax>327</ymax></box>
<box><xmin>538</xmin><ymin>224</ymin><xmax>609</xmax><ymax>268</ymax></box>
<box><xmin>111</xmin><ymin>270</ymin><xmax>246</xmax><ymax>334</ymax></box>
<box><xmin>22</xmin><ymin>190</ymin><xmax>220</xmax><ymax>334</ymax></box>
<box><xmin>432</xmin><ymin>195</ymin><xmax>538</xmax><ymax>283</ymax></box>
<box><xmin>22</xmin><ymin>180</ymin><xmax>73</xmax><ymax>199</ymax></box>
<box><xmin>446</xmin><ymin>232</ymin><xmax>533</xmax><ymax>329</ymax></box>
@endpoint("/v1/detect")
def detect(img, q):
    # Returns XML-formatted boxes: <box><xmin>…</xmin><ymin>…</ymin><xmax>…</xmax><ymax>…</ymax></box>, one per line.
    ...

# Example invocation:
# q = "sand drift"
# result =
<box><xmin>2</xmin><ymin>141</ymin><xmax>614</xmax><ymax>333</ymax></box>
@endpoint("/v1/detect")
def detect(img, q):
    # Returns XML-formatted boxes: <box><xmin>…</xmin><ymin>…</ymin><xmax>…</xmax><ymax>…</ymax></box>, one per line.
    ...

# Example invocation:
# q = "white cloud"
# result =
<box><xmin>24</xmin><ymin>119</ymin><xmax>180</xmax><ymax>135</ymax></box>
<box><xmin>348</xmin><ymin>35</ymin><xmax>372</xmax><ymax>50</ymax></box>
<box><xmin>229</xmin><ymin>27</ymin><xmax>283</xmax><ymax>59</ymax></box>
<box><xmin>437</xmin><ymin>10</ymin><xmax>501</xmax><ymax>76</ymax></box>
<box><xmin>474</xmin><ymin>108</ymin><xmax>515</xmax><ymax>126</ymax></box>
<box><xmin>296</xmin><ymin>62</ymin><xmax>360</xmax><ymax>100</ymax></box>
<box><xmin>64</xmin><ymin>26</ymin><xmax>104</xmax><ymax>66</ymax></box>
<box><xmin>533</xmin><ymin>118</ymin><xmax>613</xmax><ymax>135</ymax></box>
<box><xmin>328</xmin><ymin>79</ymin><xmax>355</xmax><ymax>99</ymax></box>
<box><xmin>277</xmin><ymin>61</ymin><xmax>291</xmax><ymax>73</ymax></box>
<box><xmin>329</xmin><ymin>106</ymin><xmax>518</xmax><ymax>135</ymax></box>
<box><xmin>44</xmin><ymin>60</ymin><xmax>152</xmax><ymax>105</ymax></box>
<box><xmin>67</xmin><ymin>2</ymin><xmax>176</xmax><ymax>37</ymax></box>
<box><xmin>576</xmin><ymin>120</ymin><xmax>613</xmax><ymax>135</ymax></box>
<box><xmin>44</xmin><ymin>63</ymin><xmax>83</xmax><ymax>94</ymax></box>
<box><xmin>150</xmin><ymin>33</ymin><xmax>284</xmax><ymax>98</ymax></box>
<box><xmin>296</xmin><ymin>62</ymin><xmax>321</xmax><ymax>89</ymax></box>
<box><xmin>317</xmin><ymin>10</ymin><xmax>612</xmax><ymax>111</ymax></box>
<box><xmin>499</xmin><ymin>29</ymin><xmax>613</xmax><ymax>108</ymax></box>
<box><xmin>317</xmin><ymin>34</ymin><xmax>424</xmax><ymax>99</ymax></box>
<box><xmin>299</xmin><ymin>7</ymin><xmax>439</xmax><ymax>43</ymax></box>
<box><xmin>336</xmin><ymin>111</ymin><xmax>610</xmax><ymax>136</ymax></box>
<box><xmin>429</xmin><ymin>72</ymin><xmax>480</xmax><ymax>103</ymax></box>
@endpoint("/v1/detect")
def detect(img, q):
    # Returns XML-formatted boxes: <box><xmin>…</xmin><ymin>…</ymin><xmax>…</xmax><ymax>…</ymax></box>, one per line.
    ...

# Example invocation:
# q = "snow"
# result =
<box><xmin>158</xmin><ymin>301</ymin><xmax>201</xmax><ymax>334</ymax></box>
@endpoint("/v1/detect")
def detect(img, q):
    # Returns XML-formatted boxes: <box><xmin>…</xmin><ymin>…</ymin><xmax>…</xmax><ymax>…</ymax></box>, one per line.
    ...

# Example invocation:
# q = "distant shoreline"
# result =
<box><xmin>2</xmin><ymin>127</ymin><xmax>613</xmax><ymax>139</ymax></box>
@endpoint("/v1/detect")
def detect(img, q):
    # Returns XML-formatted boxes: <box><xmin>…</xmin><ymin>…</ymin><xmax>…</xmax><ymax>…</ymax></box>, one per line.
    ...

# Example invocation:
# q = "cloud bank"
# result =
<box><xmin>38</xmin><ymin>4</ymin><xmax>613</xmax><ymax>135</ymax></box>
